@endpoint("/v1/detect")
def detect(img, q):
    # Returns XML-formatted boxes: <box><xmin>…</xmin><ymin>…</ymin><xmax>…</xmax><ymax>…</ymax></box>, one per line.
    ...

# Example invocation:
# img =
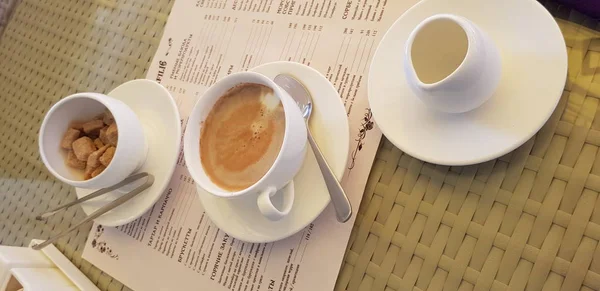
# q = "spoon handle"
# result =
<box><xmin>307</xmin><ymin>129</ymin><xmax>352</xmax><ymax>222</ymax></box>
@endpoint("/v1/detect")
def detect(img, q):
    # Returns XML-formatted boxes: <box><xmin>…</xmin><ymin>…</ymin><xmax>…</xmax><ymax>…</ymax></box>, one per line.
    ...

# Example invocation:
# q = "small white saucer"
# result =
<box><xmin>196</xmin><ymin>61</ymin><xmax>349</xmax><ymax>243</ymax></box>
<box><xmin>76</xmin><ymin>79</ymin><xmax>181</xmax><ymax>226</ymax></box>
<box><xmin>369</xmin><ymin>0</ymin><xmax>567</xmax><ymax>165</ymax></box>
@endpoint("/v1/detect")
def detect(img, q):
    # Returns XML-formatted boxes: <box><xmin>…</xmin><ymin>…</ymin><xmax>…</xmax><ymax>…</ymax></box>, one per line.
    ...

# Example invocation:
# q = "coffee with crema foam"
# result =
<box><xmin>200</xmin><ymin>83</ymin><xmax>285</xmax><ymax>191</ymax></box>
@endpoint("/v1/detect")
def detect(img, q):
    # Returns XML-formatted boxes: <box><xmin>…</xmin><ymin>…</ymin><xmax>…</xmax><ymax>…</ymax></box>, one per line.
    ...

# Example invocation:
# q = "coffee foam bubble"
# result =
<box><xmin>261</xmin><ymin>91</ymin><xmax>281</xmax><ymax>111</ymax></box>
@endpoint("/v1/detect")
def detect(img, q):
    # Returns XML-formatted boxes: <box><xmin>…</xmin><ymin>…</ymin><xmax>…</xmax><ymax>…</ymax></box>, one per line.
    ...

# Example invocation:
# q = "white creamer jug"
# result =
<box><xmin>404</xmin><ymin>14</ymin><xmax>501</xmax><ymax>113</ymax></box>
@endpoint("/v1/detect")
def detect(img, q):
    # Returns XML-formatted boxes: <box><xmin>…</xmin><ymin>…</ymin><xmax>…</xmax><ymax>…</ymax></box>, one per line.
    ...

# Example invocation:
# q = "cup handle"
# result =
<box><xmin>257</xmin><ymin>181</ymin><xmax>295</xmax><ymax>221</ymax></box>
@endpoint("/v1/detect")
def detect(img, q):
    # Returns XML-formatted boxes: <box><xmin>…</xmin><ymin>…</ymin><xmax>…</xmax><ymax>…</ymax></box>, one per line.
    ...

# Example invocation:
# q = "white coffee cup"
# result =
<box><xmin>404</xmin><ymin>14</ymin><xmax>501</xmax><ymax>113</ymax></box>
<box><xmin>184</xmin><ymin>72</ymin><xmax>307</xmax><ymax>221</ymax></box>
<box><xmin>39</xmin><ymin>93</ymin><xmax>147</xmax><ymax>189</ymax></box>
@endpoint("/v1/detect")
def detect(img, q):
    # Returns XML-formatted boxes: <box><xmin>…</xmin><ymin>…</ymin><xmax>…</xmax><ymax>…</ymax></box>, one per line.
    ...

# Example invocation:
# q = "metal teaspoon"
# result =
<box><xmin>274</xmin><ymin>74</ymin><xmax>352</xmax><ymax>223</ymax></box>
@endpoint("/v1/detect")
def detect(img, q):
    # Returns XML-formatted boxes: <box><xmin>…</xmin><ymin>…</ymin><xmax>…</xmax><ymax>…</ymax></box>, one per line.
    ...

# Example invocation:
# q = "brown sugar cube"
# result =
<box><xmin>106</xmin><ymin>123</ymin><xmax>118</xmax><ymax>146</ymax></box>
<box><xmin>84</xmin><ymin>165</ymin><xmax>95</xmax><ymax>180</ymax></box>
<box><xmin>94</xmin><ymin>138</ymin><xmax>104</xmax><ymax>148</ymax></box>
<box><xmin>99</xmin><ymin>146</ymin><xmax>116</xmax><ymax>166</ymax></box>
<box><xmin>70</xmin><ymin>121</ymin><xmax>85</xmax><ymax>131</ymax></box>
<box><xmin>66</xmin><ymin>150</ymin><xmax>86</xmax><ymax>170</ymax></box>
<box><xmin>82</xmin><ymin>119</ymin><xmax>104</xmax><ymax>136</ymax></box>
<box><xmin>99</xmin><ymin>127</ymin><xmax>110</xmax><ymax>145</ymax></box>
<box><xmin>72</xmin><ymin>137</ymin><xmax>96</xmax><ymax>161</ymax></box>
<box><xmin>103</xmin><ymin>111</ymin><xmax>115</xmax><ymax>125</ymax></box>
<box><xmin>87</xmin><ymin>145</ymin><xmax>110</xmax><ymax>169</ymax></box>
<box><xmin>60</xmin><ymin>128</ymin><xmax>81</xmax><ymax>150</ymax></box>
<box><xmin>91</xmin><ymin>165</ymin><xmax>106</xmax><ymax>178</ymax></box>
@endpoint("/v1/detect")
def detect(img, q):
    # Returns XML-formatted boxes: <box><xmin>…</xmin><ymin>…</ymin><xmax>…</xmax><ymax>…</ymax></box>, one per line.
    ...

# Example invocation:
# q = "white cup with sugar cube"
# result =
<box><xmin>39</xmin><ymin>93</ymin><xmax>148</xmax><ymax>189</ymax></box>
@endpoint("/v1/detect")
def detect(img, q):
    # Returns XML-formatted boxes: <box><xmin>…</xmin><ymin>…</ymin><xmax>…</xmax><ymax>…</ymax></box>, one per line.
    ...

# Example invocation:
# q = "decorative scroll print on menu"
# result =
<box><xmin>90</xmin><ymin>225</ymin><xmax>119</xmax><ymax>260</ymax></box>
<box><xmin>349</xmin><ymin>108</ymin><xmax>373</xmax><ymax>171</ymax></box>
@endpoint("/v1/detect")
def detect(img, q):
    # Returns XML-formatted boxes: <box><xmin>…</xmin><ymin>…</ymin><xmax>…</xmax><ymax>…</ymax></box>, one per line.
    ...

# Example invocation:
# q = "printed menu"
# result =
<box><xmin>82</xmin><ymin>0</ymin><xmax>419</xmax><ymax>290</ymax></box>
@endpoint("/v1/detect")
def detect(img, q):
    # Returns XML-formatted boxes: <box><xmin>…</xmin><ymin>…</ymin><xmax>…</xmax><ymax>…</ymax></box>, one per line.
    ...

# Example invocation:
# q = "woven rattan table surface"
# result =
<box><xmin>0</xmin><ymin>1</ymin><xmax>598</xmax><ymax>290</ymax></box>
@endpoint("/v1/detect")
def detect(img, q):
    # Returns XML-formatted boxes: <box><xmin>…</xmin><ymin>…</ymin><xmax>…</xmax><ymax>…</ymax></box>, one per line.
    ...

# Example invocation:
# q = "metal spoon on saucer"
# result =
<box><xmin>274</xmin><ymin>74</ymin><xmax>352</xmax><ymax>223</ymax></box>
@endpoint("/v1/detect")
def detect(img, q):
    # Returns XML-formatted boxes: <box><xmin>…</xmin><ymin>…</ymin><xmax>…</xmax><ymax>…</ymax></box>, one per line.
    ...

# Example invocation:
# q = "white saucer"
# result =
<box><xmin>76</xmin><ymin>79</ymin><xmax>181</xmax><ymax>226</ymax></box>
<box><xmin>369</xmin><ymin>0</ymin><xmax>567</xmax><ymax>165</ymax></box>
<box><xmin>196</xmin><ymin>61</ymin><xmax>350</xmax><ymax>243</ymax></box>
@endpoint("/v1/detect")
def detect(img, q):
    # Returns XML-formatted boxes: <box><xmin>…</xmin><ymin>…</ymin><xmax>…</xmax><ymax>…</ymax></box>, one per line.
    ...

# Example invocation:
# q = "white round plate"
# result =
<box><xmin>369</xmin><ymin>0</ymin><xmax>567</xmax><ymax>165</ymax></box>
<box><xmin>76</xmin><ymin>79</ymin><xmax>181</xmax><ymax>226</ymax></box>
<box><xmin>196</xmin><ymin>61</ymin><xmax>349</xmax><ymax>243</ymax></box>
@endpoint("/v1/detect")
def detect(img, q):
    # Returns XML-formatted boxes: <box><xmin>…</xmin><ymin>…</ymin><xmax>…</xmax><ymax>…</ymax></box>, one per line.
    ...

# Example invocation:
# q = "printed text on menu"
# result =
<box><xmin>82</xmin><ymin>0</ymin><xmax>419</xmax><ymax>290</ymax></box>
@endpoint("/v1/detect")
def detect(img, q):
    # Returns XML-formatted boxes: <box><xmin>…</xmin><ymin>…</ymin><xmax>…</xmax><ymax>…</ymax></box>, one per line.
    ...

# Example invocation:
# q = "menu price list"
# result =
<box><xmin>276</xmin><ymin>0</ymin><xmax>337</xmax><ymax>19</ymax></box>
<box><xmin>114</xmin><ymin>168</ymin><xmax>314</xmax><ymax>291</ymax></box>
<box><xmin>115</xmin><ymin>207</ymin><xmax>153</xmax><ymax>243</ymax></box>
<box><xmin>197</xmin><ymin>0</ymin><xmax>229</xmax><ymax>9</ymax></box>
<box><xmin>342</xmin><ymin>0</ymin><xmax>390</xmax><ymax>21</ymax></box>
<box><xmin>275</xmin><ymin>0</ymin><xmax>390</xmax><ymax>21</ymax></box>
<box><xmin>239</xmin><ymin>19</ymin><xmax>276</xmax><ymax>71</ymax></box>
<box><xmin>279</xmin><ymin>22</ymin><xmax>323</xmax><ymax>66</ymax></box>
<box><xmin>230</xmin><ymin>0</ymin><xmax>274</xmax><ymax>12</ymax></box>
<box><xmin>325</xmin><ymin>27</ymin><xmax>378</xmax><ymax>114</ymax></box>
<box><xmin>114</xmin><ymin>173</ymin><xmax>196</xmax><ymax>257</ymax></box>
<box><xmin>177</xmin><ymin>218</ymin><xmax>314</xmax><ymax>291</ymax></box>
<box><xmin>169</xmin><ymin>15</ymin><xmax>238</xmax><ymax>87</ymax></box>
<box><xmin>198</xmin><ymin>234</ymin><xmax>272</xmax><ymax>291</ymax></box>
<box><xmin>194</xmin><ymin>224</ymin><xmax>314</xmax><ymax>291</ymax></box>
<box><xmin>168</xmin><ymin>15</ymin><xmax>284</xmax><ymax>85</ymax></box>
<box><xmin>82</xmin><ymin>0</ymin><xmax>423</xmax><ymax>290</ymax></box>
<box><xmin>197</xmin><ymin>0</ymin><xmax>389</xmax><ymax>21</ymax></box>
